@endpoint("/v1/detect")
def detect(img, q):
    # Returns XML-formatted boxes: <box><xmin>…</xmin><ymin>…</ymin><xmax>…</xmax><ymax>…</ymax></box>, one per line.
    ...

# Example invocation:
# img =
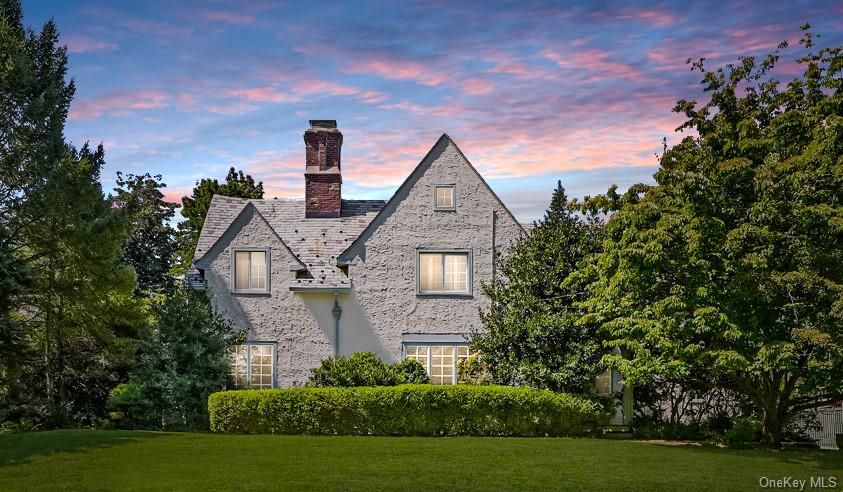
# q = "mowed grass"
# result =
<box><xmin>0</xmin><ymin>430</ymin><xmax>840</xmax><ymax>491</ymax></box>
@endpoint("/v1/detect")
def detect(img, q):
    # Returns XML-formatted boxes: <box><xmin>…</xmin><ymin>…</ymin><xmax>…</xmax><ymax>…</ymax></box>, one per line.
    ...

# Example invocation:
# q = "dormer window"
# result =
<box><xmin>434</xmin><ymin>184</ymin><xmax>456</xmax><ymax>211</ymax></box>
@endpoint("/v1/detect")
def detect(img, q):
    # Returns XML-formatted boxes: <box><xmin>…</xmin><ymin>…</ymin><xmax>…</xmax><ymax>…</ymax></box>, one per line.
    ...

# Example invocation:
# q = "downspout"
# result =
<box><xmin>491</xmin><ymin>210</ymin><xmax>497</xmax><ymax>310</ymax></box>
<box><xmin>332</xmin><ymin>291</ymin><xmax>342</xmax><ymax>358</ymax></box>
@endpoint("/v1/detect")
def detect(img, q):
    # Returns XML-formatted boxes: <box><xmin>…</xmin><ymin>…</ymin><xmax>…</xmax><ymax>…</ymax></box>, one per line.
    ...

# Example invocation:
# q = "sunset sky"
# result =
<box><xmin>23</xmin><ymin>0</ymin><xmax>842</xmax><ymax>221</ymax></box>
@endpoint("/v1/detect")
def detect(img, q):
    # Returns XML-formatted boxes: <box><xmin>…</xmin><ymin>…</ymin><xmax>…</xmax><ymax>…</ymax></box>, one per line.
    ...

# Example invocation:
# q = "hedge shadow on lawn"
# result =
<box><xmin>0</xmin><ymin>429</ymin><xmax>168</xmax><ymax>468</ymax></box>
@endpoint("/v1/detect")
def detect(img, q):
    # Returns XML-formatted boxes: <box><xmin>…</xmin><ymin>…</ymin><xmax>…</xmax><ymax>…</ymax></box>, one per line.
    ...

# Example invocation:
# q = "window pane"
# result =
<box><xmin>443</xmin><ymin>254</ymin><xmax>468</xmax><ymax>292</ymax></box>
<box><xmin>406</xmin><ymin>345</ymin><xmax>428</xmax><ymax>361</ymax></box>
<box><xmin>595</xmin><ymin>368</ymin><xmax>612</xmax><ymax>394</ymax></box>
<box><xmin>419</xmin><ymin>253</ymin><xmax>443</xmax><ymax>292</ymax></box>
<box><xmin>249</xmin><ymin>344</ymin><xmax>273</xmax><ymax>389</ymax></box>
<box><xmin>431</xmin><ymin>346</ymin><xmax>455</xmax><ymax>385</ymax></box>
<box><xmin>436</xmin><ymin>186</ymin><xmax>454</xmax><ymax>208</ymax></box>
<box><xmin>250</xmin><ymin>251</ymin><xmax>266</xmax><ymax>290</ymax></box>
<box><xmin>229</xmin><ymin>345</ymin><xmax>248</xmax><ymax>389</ymax></box>
<box><xmin>234</xmin><ymin>252</ymin><xmax>250</xmax><ymax>290</ymax></box>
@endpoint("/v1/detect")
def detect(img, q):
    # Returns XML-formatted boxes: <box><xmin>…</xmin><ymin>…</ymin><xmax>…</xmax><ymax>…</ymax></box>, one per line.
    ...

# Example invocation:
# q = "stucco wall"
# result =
<box><xmin>202</xmin><ymin>138</ymin><xmax>523</xmax><ymax>386</ymax></box>
<box><xmin>345</xmin><ymin>139</ymin><xmax>524</xmax><ymax>362</ymax></box>
<box><xmin>204</xmin><ymin>206</ymin><xmax>335</xmax><ymax>386</ymax></box>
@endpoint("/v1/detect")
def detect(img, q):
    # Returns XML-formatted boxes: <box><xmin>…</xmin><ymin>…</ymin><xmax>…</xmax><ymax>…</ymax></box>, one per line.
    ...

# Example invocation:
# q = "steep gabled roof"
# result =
<box><xmin>193</xmin><ymin>195</ymin><xmax>384</xmax><ymax>289</ymax></box>
<box><xmin>193</xmin><ymin>198</ymin><xmax>306</xmax><ymax>271</ymax></box>
<box><xmin>338</xmin><ymin>133</ymin><xmax>525</xmax><ymax>263</ymax></box>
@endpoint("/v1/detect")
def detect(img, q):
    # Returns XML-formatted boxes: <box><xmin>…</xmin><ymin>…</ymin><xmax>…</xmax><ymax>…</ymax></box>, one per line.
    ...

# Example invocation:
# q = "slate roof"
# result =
<box><xmin>194</xmin><ymin>195</ymin><xmax>385</xmax><ymax>290</ymax></box>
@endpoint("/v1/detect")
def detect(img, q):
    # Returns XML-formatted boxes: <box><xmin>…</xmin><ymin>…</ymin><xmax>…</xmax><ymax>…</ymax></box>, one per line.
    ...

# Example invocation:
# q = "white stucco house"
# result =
<box><xmin>192</xmin><ymin>120</ymin><xmax>525</xmax><ymax>388</ymax></box>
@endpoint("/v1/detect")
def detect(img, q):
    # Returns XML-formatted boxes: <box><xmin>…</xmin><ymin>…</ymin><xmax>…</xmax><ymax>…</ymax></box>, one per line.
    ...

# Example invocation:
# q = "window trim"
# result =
<box><xmin>416</xmin><ymin>249</ymin><xmax>473</xmax><ymax>296</ymax></box>
<box><xmin>229</xmin><ymin>341</ymin><xmax>277</xmax><ymax>389</ymax></box>
<box><xmin>403</xmin><ymin>341</ymin><xmax>474</xmax><ymax>385</ymax></box>
<box><xmin>230</xmin><ymin>247</ymin><xmax>271</xmax><ymax>294</ymax></box>
<box><xmin>433</xmin><ymin>184</ymin><xmax>456</xmax><ymax>211</ymax></box>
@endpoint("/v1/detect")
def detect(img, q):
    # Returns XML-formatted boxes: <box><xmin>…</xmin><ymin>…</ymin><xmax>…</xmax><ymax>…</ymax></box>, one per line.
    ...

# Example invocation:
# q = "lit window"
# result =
<box><xmin>434</xmin><ymin>185</ymin><xmax>455</xmax><ymax>210</ymax></box>
<box><xmin>229</xmin><ymin>343</ymin><xmax>275</xmax><ymax>389</ymax></box>
<box><xmin>233</xmin><ymin>250</ymin><xmax>268</xmax><ymax>292</ymax></box>
<box><xmin>404</xmin><ymin>343</ymin><xmax>474</xmax><ymax>385</ymax></box>
<box><xmin>595</xmin><ymin>368</ymin><xmax>614</xmax><ymax>394</ymax></box>
<box><xmin>418</xmin><ymin>252</ymin><xmax>470</xmax><ymax>294</ymax></box>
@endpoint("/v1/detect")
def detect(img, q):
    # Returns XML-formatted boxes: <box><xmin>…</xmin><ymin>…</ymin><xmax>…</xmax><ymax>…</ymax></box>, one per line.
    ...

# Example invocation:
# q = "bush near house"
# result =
<box><xmin>307</xmin><ymin>352</ymin><xmax>430</xmax><ymax>387</ymax></box>
<box><xmin>209</xmin><ymin>385</ymin><xmax>612</xmax><ymax>436</ymax></box>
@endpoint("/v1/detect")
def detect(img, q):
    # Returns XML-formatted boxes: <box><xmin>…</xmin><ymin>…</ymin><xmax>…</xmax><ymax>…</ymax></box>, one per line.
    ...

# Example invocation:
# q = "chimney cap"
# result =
<box><xmin>309</xmin><ymin>120</ymin><xmax>337</xmax><ymax>129</ymax></box>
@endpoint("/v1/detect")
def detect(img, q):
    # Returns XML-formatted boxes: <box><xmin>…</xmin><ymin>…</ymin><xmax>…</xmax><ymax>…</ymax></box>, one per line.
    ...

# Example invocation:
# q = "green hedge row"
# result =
<box><xmin>208</xmin><ymin>384</ymin><xmax>613</xmax><ymax>436</ymax></box>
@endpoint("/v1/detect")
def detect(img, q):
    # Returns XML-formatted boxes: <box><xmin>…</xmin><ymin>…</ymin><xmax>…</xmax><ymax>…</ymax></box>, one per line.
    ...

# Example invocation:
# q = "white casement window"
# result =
<box><xmin>418</xmin><ymin>251</ymin><xmax>471</xmax><ymax>295</ymax></box>
<box><xmin>229</xmin><ymin>343</ymin><xmax>275</xmax><ymax>389</ymax></box>
<box><xmin>434</xmin><ymin>185</ymin><xmax>456</xmax><ymax>210</ymax></box>
<box><xmin>404</xmin><ymin>343</ymin><xmax>474</xmax><ymax>385</ymax></box>
<box><xmin>232</xmin><ymin>249</ymin><xmax>269</xmax><ymax>292</ymax></box>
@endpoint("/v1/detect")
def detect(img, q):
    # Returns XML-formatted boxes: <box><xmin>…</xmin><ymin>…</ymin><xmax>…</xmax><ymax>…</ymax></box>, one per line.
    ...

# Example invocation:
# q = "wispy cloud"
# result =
<box><xmin>64</xmin><ymin>34</ymin><xmax>118</xmax><ymax>53</ymax></box>
<box><xmin>70</xmin><ymin>90</ymin><xmax>170</xmax><ymax>120</ymax></box>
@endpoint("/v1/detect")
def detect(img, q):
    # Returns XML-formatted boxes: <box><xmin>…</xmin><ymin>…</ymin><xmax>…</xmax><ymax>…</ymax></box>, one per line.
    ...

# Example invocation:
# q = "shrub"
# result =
<box><xmin>722</xmin><ymin>417</ymin><xmax>762</xmax><ymax>448</ymax></box>
<box><xmin>208</xmin><ymin>384</ymin><xmax>612</xmax><ymax>436</ymax></box>
<box><xmin>392</xmin><ymin>359</ymin><xmax>430</xmax><ymax>384</ymax></box>
<box><xmin>307</xmin><ymin>352</ymin><xmax>430</xmax><ymax>387</ymax></box>
<box><xmin>458</xmin><ymin>355</ymin><xmax>493</xmax><ymax>385</ymax></box>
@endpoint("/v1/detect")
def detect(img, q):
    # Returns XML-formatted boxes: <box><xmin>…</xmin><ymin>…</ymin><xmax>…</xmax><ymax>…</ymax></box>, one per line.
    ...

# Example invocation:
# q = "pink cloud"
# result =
<box><xmin>224</xmin><ymin>86</ymin><xmax>288</xmax><ymax>103</ymax></box>
<box><xmin>616</xmin><ymin>9</ymin><xmax>682</xmax><ymax>27</ymax></box>
<box><xmin>293</xmin><ymin>78</ymin><xmax>390</xmax><ymax>104</ymax></box>
<box><xmin>70</xmin><ymin>90</ymin><xmax>170</xmax><ymax>120</ymax></box>
<box><xmin>377</xmin><ymin>101</ymin><xmax>476</xmax><ymax>117</ymax></box>
<box><xmin>459</xmin><ymin>78</ymin><xmax>494</xmax><ymax>95</ymax></box>
<box><xmin>65</xmin><ymin>35</ymin><xmax>118</xmax><ymax>54</ymax></box>
<box><xmin>342</xmin><ymin>59</ymin><xmax>450</xmax><ymax>86</ymax></box>
<box><xmin>542</xmin><ymin>48</ymin><xmax>652</xmax><ymax>84</ymax></box>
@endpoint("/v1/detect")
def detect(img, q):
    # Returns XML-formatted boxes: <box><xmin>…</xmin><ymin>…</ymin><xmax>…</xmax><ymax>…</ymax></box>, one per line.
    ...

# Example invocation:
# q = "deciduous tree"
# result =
<box><xmin>581</xmin><ymin>26</ymin><xmax>843</xmax><ymax>446</ymax></box>
<box><xmin>172</xmin><ymin>168</ymin><xmax>263</xmax><ymax>274</ymax></box>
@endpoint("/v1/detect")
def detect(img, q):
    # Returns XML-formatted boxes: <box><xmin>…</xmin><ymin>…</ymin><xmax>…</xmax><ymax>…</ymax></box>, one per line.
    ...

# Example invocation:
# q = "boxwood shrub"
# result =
<box><xmin>208</xmin><ymin>384</ymin><xmax>612</xmax><ymax>436</ymax></box>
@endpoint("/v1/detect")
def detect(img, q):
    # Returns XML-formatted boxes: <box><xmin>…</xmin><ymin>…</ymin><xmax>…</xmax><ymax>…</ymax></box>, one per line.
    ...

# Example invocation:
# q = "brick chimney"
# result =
<box><xmin>304</xmin><ymin>120</ymin><xmax>342</xmax><ymax>218</ymax></box>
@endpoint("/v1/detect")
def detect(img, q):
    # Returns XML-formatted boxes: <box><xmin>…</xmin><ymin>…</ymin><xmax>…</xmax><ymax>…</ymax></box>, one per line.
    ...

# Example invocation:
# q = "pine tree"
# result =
<box><xmin>112</xmin><ymin>173</ymin><xmax>179</xmax><ymax>295</ymax></box>
<box><xmin>473</xmin><ymin>182</ymin><xmax>605</xmax><ymax>392</ymax></box>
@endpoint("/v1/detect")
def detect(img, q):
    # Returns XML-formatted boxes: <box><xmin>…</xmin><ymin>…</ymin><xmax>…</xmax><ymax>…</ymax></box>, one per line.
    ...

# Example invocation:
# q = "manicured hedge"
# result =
<box><xmin>208</xmin><ymin>384</ymin><xmax>613</xmax><ymax>436</ymax></box>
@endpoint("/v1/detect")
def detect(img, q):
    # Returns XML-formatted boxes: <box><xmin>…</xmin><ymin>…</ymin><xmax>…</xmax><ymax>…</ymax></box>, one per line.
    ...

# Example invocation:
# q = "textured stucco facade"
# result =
<box><xmin>342</xmin><ymin>138</ymin><xmax>523</xmax><ymax>364</ymax></box>
<box><xmin>197</xmin><ymin>134</ymin><xmax>523</xmax><ymax>387</ymax></box>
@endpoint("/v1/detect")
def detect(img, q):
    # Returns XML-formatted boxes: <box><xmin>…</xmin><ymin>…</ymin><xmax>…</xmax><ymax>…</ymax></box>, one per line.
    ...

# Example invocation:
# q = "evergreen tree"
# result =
<box><xmin>18</xmin><ymin>144</ymin><xmax>146</xmax><ymax>425</ymax></box>
<box><xmin>0</xmin><ymin>0</ymin><xmax>145</xmax><ymax>426</ymax></box>
<box><xmin>109</xmin><ymin>288</ymin><xmax>231</xmax><ymax>430</ymax></box>
<box><xmin>172</xmin><ymin>167</ymin><xmax>263</xmax><ymax>274</ymax></box>
<box><xmin>112</xmin><ymin>173</ymin><xmax>179</xmax><ymax>295</ymax></box>
<box><xmin>0</xmin><ymin>0</ymin><xmax>74</xmax><ymax>401</ymax></box>
<box><xmin>473</xmin><ymin>182</ymin><xmax>605</xmax><ymax>392</ymax></box>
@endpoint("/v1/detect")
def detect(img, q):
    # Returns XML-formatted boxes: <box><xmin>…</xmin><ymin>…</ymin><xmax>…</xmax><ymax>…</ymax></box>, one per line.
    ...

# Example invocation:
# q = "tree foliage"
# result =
<box><xmin>173</xmin><ymin>168</ymin><xmax>263</xmax><ymax>274</ymax></box>
<box><xmin>108</xmin><ymin>288</ymin><xmax>231</xmax><ymax>430</ymax></box>
<box><xmin>0</xmin><ymin>0</ymin><xmax>145</xmax><ymax>427</ymax></box>
<box><xmin>473</xmin><ymin>182</ymin><xmax>605</xmax><ymax>393</ymax></box>
<box><xmin>112</xmin><ymin>173</ymin><xmax>179</xmax><ymax>295</ymax></box>
<box><xmin>580</xmin><ymin>26</ymin><xmax>843</xmax><ymax>446</ymax></box>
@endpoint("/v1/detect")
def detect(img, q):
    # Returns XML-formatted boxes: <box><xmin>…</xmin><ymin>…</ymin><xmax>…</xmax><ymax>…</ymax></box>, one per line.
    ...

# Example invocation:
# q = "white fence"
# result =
<box><xmin>805</xmin><ymin>407</ymin><xmax>843</xmax><ymax>451</ymax></box>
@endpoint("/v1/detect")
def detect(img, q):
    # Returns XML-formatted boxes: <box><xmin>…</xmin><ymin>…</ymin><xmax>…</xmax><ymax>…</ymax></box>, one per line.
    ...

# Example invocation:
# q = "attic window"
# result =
<box><xmin>232</xmin><ymin>248</ymin><xmax>270</xmax><ymax>293</ymax></box>
<box><xmin>434</xmin><ymin>185</ymin><xmax>456</xmax><ymax>211</ymax></box>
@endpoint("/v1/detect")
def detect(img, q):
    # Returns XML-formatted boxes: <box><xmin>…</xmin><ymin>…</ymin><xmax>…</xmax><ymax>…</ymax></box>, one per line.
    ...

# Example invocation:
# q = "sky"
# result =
<box><xmin>22</xmin><ymin>0</ymin><xmax>843</xmax><ymax>222</ymax></box>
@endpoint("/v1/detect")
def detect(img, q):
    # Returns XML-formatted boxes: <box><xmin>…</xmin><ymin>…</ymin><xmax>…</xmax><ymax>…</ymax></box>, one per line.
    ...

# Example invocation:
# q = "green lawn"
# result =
<box><xmin>0</xmin><ymin>430</ymin><xmax>840</xmax><ymax>491</ymax></box>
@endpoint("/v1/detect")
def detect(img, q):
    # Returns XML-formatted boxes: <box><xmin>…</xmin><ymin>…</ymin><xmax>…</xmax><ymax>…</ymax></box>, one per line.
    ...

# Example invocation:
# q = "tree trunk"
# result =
<box><xmin>761</xmin><ymin>407</ymin><xmax>784</xmax><ymax>448</ymax></box>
